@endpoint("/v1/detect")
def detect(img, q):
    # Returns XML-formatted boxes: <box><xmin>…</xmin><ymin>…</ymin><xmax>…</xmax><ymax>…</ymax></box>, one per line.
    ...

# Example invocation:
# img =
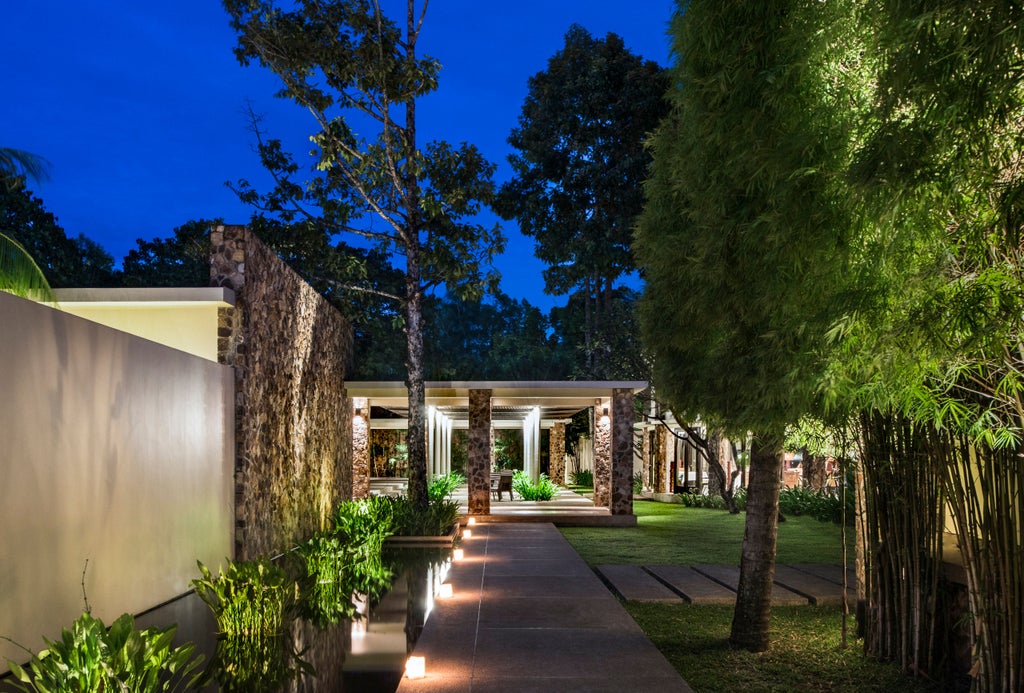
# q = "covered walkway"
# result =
<box><xmin>396</xmin><ymin>522</ymin><xmax>691</xmax><ymax>692</ymax></box>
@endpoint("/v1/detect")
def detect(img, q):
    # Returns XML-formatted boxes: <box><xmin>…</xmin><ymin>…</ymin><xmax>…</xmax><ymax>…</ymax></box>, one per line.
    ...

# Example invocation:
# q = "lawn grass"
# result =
<box><xmin>561</xmin><ymin>499</ymin><xmax>852</xmax><ymax>565</ymax></box>
<box><xmin>626</xmin><ymin>603</ymin><xmax>940</xmax><ymax>693</ymax></box>
<box><xmin>560</xmin><ymin>499</ymin><xmax>922</xmax><ymax>691</ymax></box>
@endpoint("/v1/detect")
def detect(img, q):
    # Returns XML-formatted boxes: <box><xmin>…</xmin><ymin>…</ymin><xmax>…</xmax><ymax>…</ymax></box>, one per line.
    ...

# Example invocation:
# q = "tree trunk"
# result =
<box><xmin>730</xmin><ymin>429</ymin><xmax>785</xmax><ymax>651</ymax></box>
<box><xmin>402</xmin><ymin>0</ymin><xmax>428</xmax><ymax>510</ymax></box>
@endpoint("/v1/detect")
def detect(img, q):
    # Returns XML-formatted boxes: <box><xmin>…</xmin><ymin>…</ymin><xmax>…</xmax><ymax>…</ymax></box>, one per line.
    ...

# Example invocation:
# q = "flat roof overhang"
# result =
<box><xmin>347</xmin><ymin>380</ymin><xmax>648</xmax><ymax>426</ymax></box>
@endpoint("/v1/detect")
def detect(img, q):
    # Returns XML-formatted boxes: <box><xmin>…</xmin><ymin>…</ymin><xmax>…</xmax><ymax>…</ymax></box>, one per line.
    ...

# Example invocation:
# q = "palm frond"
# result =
<box><xmin>0</xmin><ymin>232</ymin><xmax>56</xmax><ymax>303</ymax></box>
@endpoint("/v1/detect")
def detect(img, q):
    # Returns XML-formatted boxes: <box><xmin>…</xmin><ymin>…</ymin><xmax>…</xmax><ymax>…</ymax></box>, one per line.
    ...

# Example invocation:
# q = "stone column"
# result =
<box><xmin>468</xmin><ymin>389</ymin><xmax>492</xmax><ymax>515</ymax></box>
<box><xmin>352</xmin><ymin>397</ymin><xmax>370</xmax><ymax>498</ymax></box>
<box><xmin>594</xmin><ymin>399</ymin><xmax>612</xmax><ymax>508</ymax></box>
<box><xmin>654</xmin><ymin>426</ymin><xmax>669</xmax><ymax>492</ymax></box>
<box><xmin>611</xmin><ymin>388</ymin><xmax>634</xmax><ymax>516</ymax></box>
<box><xmin>550</xmin><ymin>421</ymin><xmax>566</xmax><ymax>486</ymax></box>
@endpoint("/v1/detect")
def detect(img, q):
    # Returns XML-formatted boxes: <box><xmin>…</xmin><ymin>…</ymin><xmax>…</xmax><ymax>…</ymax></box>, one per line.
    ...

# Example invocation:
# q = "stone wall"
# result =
<box><xmin>211</xmin><ymin>225</ymin><xmax>354</xmax><ymax>559</ymax></box>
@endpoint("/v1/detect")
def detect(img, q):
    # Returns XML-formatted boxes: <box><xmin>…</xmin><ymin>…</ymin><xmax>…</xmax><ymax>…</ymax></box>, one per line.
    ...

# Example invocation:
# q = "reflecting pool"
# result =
<box><xmin>131</xmin><ymin>547</ymin><xmax>452</xmax><ymax>692</ymax></box>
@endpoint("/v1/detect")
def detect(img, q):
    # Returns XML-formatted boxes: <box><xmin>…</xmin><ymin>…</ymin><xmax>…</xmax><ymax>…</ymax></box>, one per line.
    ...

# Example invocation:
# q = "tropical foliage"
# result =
<box><xmin>4</xmin><ymin>611</ymin><xmax>201</xmax><ymax>693</ymax></box>
<box><xmin>512</xmin><ymin>471</ymin><xmax>558</xmax><ymax>501</ymax></box>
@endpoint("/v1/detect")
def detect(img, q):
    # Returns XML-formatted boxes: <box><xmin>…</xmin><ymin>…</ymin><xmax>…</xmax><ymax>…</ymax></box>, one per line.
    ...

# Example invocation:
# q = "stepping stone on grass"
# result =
<box><xmin>596</xmin><ymin>564</ymin><xmax>684</xmax><ymax>603</ymax></box>
<box><xmin>644</xmin><ymin>565</ymin><xmax>736</xmax><ymax>605</ymax></box>
<box><xmin>773</xmin><ymin>565</ymin><xmax>849</xmax><ymax>606</ymax></box>
<box><xmin>693</xmin><ymin>564</ymin><xmax>809</xmax><ymax>606</ymax></box>
<box><xmin>787</xmin><ymin>563</ymin><xmax>856</xmax><ymax>589</ymax></box>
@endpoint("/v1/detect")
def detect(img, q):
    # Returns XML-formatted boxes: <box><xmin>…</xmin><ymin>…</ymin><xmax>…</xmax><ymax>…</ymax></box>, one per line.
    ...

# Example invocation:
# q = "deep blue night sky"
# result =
<box><xmin>3</xmin><ymin>1</ymin><xmax>674</xmax><ymax>312</ymax></box>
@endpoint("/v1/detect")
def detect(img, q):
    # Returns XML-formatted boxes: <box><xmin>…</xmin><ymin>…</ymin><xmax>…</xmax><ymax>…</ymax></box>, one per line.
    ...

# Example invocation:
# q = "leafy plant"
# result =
<box><xmin>428</xmin><ymin>472</ymin><xmax>465</xmax><ymax>503</ymax></box>
<box><xmin>679</xmin><ymin>488</ymin><xmax>748</xmax><ymax>511</ymax></box>
<box><xmin>512</xmin><ymin>471</ymin><xmax>559</xmax><ymax>501</ymax></box>
<box><xmin>4</xmin><ymin>611</ymin><xmax>201</xmax><ymax>692</ymax></box>
<box><xmin>569</xmin><ymin>469</ymin><xmax>593</xmax><ymax>487</ymax></box>
<box><xmin>778</xmin><ymin>485</ymin><xmax>853</xmax><ymax>525</ymax></box>
<box><xmin>384</xmin><ymin>495</ymin><xmax>461</xmax><ymax>537</ymax></box>
<box><xmin>201</xmin><ymin>633</ymin><xmax>311</xmax><ymax>693</ymax></box>
<box><xmin>295</xmin><ymin>530</ymin><xmax>393</xmax><ymax>626</ymax></box>
<box><xmin>192</xmin><ymin>559</ymin><xmax>294</xmax><ymax>637</ymax></box>
<box><xmin>633</xmin><ymin>471</ymin><xmax>643</xmax><ymax>494</ymax></box>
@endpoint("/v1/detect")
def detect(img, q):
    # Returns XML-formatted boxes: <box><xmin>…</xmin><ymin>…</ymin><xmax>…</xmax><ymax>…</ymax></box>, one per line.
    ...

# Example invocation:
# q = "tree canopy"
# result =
<box><xmin>223</xmin><ymin>0</ymin><xmax>505</xmax><ymax>506</ymax></box>
<box><xmin>497</xmin><ymin>24</ymin><xmax>667</xmax><ymax>378</ymax></box>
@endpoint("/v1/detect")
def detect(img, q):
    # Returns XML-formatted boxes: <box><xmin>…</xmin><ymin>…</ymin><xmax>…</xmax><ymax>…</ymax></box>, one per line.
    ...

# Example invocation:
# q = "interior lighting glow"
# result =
<box><xmin>405</xmin><ymin>656</ymin><xmax>426</xmax><ymax>679</ymax></box>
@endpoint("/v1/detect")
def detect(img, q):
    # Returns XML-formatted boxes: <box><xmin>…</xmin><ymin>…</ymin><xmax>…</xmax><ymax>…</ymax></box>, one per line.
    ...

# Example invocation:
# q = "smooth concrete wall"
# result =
<box><xmin>0</xmin><ymin>292</ymin><xmax>233</xmax><ymax>671</ymax></box>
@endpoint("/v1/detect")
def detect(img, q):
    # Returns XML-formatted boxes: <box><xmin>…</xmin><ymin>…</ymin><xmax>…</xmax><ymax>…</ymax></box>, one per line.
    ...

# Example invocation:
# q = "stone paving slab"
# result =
<box><xmin>693</xmin><ymin>564</ymin><xmax>809</xmax><ymax>606</ymax></box>
<box><xmin>789</xmin><ymin>562</ymin><xmax>857</xmax><ymax>588</ymax></box>
<box><xmin>645</xmin><ymin>564</ymin><xmax>737</xmax><ymax>605</ymax></box>
<box><xmin>596</xmin><ymin>564</ymin><xmax>685</xmax><ymax>603</ymax></box>
<box><xmin>395</xmin><ymin>524</ymin><xmax>692</xmax><ymax>691</ymax></box>
<box><xmin>772</xmin><ymin>564</ymin><xmax>848</xmax><ymax>605</ymax></box>
<box><xmin>397</xmin><ymin>523</ymin><xmax>692</xmax><ymax>692</ymax></box>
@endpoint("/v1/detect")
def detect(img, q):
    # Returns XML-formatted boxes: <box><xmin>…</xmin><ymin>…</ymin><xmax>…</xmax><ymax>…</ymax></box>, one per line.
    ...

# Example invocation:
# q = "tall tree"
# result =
<box><xmin>496</xmin><ymin>25</ymin><xmax>667</xmax><ymax>378</ymax></box>
<box><xmin>224</xmin><ymin>0</ymin><xmax>505</xmax><ymax>507</ymax></box>
<box><xmin>636</xmin><ymin>0</ymin><xmax>863</xmax><ymax>651</ymax></box>
<box><xmin>0</xmin><ymin>184</ymin><xmax>116</xmax><ymax>288</ymax></box>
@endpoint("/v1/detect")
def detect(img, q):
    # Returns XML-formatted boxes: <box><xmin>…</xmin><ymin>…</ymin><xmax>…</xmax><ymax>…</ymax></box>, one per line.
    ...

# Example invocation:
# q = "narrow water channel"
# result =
<box><xmin>98</xmin><ymin>547</ymin><xmax>448</xmax><ymax>693</ymax></box>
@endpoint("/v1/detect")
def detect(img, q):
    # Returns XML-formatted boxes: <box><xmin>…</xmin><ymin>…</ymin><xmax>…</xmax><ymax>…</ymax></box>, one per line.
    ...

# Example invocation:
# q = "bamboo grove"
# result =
<box><xmin>639</xmin><ymin>1</ymin><xmax>1024</xmax><ymax>689</ymax></box>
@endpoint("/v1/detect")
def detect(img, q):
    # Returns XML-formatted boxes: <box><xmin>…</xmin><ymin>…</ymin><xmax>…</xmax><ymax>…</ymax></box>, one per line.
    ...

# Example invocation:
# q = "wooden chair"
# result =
<box><xmin>491</xmin><ymin>470</ymin><xmax>515</xmax><ymax>501</ymax></box>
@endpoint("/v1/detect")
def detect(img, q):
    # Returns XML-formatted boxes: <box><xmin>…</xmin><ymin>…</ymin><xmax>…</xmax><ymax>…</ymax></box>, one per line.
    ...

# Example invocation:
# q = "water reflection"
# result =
<box><xmin>132</xmin><ymin>546</ymin><xmax>450</xmax><ymax>692</ymax></box>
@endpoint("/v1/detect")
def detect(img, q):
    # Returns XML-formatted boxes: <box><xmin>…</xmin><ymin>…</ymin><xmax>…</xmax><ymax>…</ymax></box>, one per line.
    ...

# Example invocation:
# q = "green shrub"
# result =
<box><xmin>778</xmin><ymin>485</ymin><xmax>853</xmax><ymax>524</ymax></box>
<box><xmin>192</xmin><ymin>559</ymin><xmax>293</xmax><ymax>637</ymax></box>
<box><xmin>332</xmin><ymin>496</ymin><xmax>395</xmax><ymax>556</ymax></box>
<box><xmin>569</xmin><ymin>469</ymin><xmax>593</xmax><ymax>487</ymax></box>
<box><xmin>428</xmin><ymin>472</ymin><xmax>465</xmax><ymax>503</ymax></box>
<box><xmin>512</xmin><ymin>471</ymin><xmax>559</xmax><ymax>501</ymax></box>
<box><xmin>633</xmin><ymin>472</ymin><xmax>643</xmax><ymax>494</ymax></box>
<box><xmin>5</xmin><ymin>611</ymin><xmax>202</xmax><ymax>692</ymax></box>
<box><xmin>678</xmin><ymin>492</ymin><xmax>728</xmax><ymax>510</ymax></box>
<box><xmin>383</xmin><ymin>495</ymin><xmax>461</xmax><ymax>537</ymax></box>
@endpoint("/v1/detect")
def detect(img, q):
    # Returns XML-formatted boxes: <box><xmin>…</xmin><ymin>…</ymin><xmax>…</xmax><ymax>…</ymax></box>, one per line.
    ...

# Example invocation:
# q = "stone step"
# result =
<box><xmin>772</xmin><ymin>565</ymin><xmax>849</xmax><ymax>605</ymax></box>
<box><xmin>644</xmin><ymin>565</ymin><xmax>736</xmax><ymax>605</ymax></box>
<box><xmin>788</xmin><ymin>563</ymin><xmax>857</xmax><ymax>589</ymax></box>
<box><xmin>596</xmin><ymin>564</ymin><xmax>685</xmax><ymax>603</ymax></box>
<box><xmin>692</xmin><ymin>564</ymin><xmax>809</xmax><ymax>606</ymax></box>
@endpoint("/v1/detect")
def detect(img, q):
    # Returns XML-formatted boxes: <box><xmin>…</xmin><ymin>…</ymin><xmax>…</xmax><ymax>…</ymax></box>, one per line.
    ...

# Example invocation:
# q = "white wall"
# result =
<box><xmin>0</xmin><ymin>292</ymin><xmax>233</xmax><ymax>671</ymax></box>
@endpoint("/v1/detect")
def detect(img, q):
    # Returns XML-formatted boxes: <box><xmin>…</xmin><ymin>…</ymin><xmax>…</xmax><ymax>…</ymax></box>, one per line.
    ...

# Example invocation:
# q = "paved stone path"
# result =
<box><xmin>595</xmin><ymin>562</ymin><xmax>854</xmax><ymax>606</ymax></box>
<box><xmin>397</xmin><ymin>523</ymin><xmax>692</xmax><ymax>692</ymax></box>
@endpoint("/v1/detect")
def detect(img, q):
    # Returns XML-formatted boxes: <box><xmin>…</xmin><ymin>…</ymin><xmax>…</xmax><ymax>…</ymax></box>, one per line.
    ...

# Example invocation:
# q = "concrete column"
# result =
<box><xmin>550</xmin><ymin>421</ymin><xmax>566</xmax><ymax>485</ymax></box>
<box><xmin>352</xmin><ymin>397</ymin><xmax>370</xmax><ymax>499</ymax></box>
<box><xmin>468</xmin><ymin>389</ymin><xmax>492</xmax><ymax>515</ymax></box>
<box><xmin>444</xmin><ymin>418</ymin><xmax>453</xmax><ymax>476</ymax></box>
<box><xmin>523</xmin><ymin>407</ymin><xmax>541</xmax><ymax>481</ymax></box>
<box><xmin>594</xmin><ymin>399</ymin><xmax>612</xmax><ymax>508</ymax></box>
<box><xmin>611</xmin><ymin>388</ymin><xmax>634</xmax><ymax>516</ymax></box>
<box><xmin>427</xmin><ymin>406</ymin><xmax>437</xmax><ymax>478</ymax></box>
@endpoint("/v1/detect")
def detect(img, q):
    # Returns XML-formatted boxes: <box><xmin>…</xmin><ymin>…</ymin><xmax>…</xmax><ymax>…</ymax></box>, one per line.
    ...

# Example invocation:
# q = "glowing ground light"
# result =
<box><xmin>405</xmin><ymin>656</ymin><xmax>426</xmax><ymax>679</ymax></box>
<box><xmin>453</xmin><ymin>548</ymin><xmax>465</xmax><ymax>561</ymax></box>
<box><xmin>438</xmin><ymin>583</ymin><xmax>453</xmax><ymax>598</ymax></box>
<box><xmin>463</xmin><ymin>528</ymin><xmax>472</xmax><ymax>538</ymax></box>
<box><xmin>467</xmin><ymin>517</ymin><xmax>476</xmax><ymax>526</ymax></box>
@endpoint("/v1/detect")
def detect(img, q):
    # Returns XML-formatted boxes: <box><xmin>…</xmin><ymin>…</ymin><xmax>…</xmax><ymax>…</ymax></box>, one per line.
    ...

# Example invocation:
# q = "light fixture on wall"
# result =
<box><xmin>602</xmin><ymin>407</ymin><xmax>609</xmax><ymax>417</ymax></box>
<box><xmin>354</xmin><ymin>406</ymin><xmax>364</xmax><ymax>418</ymax></box>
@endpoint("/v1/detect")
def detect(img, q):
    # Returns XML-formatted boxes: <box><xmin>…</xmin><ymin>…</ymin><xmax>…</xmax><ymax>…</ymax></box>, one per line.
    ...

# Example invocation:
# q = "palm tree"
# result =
<box><xmin>1</xmin><ymin>146</ymin><xmax>56</xmax><ymax>301</ymax></box>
